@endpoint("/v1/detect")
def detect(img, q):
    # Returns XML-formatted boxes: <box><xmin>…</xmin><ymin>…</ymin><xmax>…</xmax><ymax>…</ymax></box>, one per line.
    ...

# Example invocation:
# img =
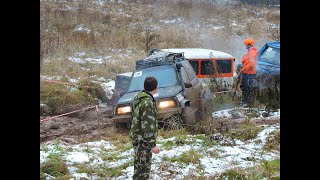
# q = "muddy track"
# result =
<box><xmin>40</xmin><ymin>105</ymin><xmax>280</xmax><ymax>145</ymax></box>
<box><xmin>40</xmin><ymin>106</ymin><xmax>129</xmax><ymax>144</ymax></box>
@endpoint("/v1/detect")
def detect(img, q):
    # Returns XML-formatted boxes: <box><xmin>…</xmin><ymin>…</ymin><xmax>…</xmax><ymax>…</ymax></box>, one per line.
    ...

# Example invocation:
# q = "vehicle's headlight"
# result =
<box><xmin>157</xmin><ymin>99</ymin><xmax>176</xmax><ymax>110</ymax></box>
<box><xmin>116</xmin><ymin>106</ymin><xmax>132</xmax><ymax>115</ymax></box>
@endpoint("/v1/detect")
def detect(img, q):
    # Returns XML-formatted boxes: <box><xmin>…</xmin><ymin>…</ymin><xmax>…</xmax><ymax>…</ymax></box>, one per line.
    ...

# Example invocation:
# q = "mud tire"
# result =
<box><xmin>182</xmin><ymin>107</ymin><xmax>196</xmax><ymax>125</ymax></box>
<box><xmin>164</xmin><ymin>115</ymin><xmax>184</xmax><ymax>130</ymax></box>
<box><xmin>114</xmin><ymin>122</ymin><xmax>130</xmax><ymax>133</ymax></box>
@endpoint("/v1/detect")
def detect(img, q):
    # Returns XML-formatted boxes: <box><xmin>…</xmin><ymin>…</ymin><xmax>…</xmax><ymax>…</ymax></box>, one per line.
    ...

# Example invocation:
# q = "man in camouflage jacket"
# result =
<box><xmin>130</xmin><ymin>76</ymin><xmax>160</xmax><ymax>180</ymax></box>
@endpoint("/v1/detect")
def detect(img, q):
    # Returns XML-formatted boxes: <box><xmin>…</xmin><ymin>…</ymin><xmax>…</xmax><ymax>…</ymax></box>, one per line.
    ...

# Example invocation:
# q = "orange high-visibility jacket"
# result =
<box><xmin>241</xmin><ymin>47</ymin><xmax>258</xmax><ymax>74</ymax></box>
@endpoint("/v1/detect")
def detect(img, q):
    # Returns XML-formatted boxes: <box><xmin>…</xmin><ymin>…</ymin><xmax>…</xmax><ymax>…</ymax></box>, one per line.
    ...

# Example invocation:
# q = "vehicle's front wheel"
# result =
<box><xmin>113</xmin><ymin>122</ymin><xmax>130</xmax><ymax>133</ymax></box>
<box><xmin>182</xmin><ymin>106</ymin><xmax>196</xmax><ymax>125</ymax></box>
<box><xmin>164</xmin><ymin>115</ymin><xmax>184</xmax><ymax>130</ymax></box>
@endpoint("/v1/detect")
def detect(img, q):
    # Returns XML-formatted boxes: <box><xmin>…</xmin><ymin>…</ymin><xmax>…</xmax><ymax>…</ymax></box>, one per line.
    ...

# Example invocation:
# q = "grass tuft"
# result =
<box><xmin>40</xmin><ymin>154</ymin><xmax>70</xmax><ymax>179</ymax></box>
<box><xmin>263</xmin><ymin>130</ymin><xmax>280</xmax><ymax>151</ymax></box>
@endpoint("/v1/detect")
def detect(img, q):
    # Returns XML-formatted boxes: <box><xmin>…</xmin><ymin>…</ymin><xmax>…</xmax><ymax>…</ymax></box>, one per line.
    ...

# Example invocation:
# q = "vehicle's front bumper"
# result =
<box><xmin>112</xmin><ymin>107</ymin><xmax>182</xmax><ymax>124</ymax></box>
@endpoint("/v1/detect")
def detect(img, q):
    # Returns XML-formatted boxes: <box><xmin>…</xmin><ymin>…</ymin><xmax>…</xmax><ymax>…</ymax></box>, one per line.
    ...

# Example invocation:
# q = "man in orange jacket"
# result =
<box><xmin>240</xmin><ymin>38</ymin><xmax>258</xmax><ymax>107</ymax></box>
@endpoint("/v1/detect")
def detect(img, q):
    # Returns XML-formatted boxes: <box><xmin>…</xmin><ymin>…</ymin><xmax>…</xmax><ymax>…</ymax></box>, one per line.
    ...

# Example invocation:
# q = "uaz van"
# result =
<box><xmin>157</xmin><ymin>48</ymin><xmax>235</xmax><ymax>78</ymax></box>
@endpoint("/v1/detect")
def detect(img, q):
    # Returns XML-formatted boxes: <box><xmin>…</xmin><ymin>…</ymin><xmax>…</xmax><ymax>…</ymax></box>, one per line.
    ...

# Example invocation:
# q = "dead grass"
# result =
<box><xmin>40</xmin><ymin>154</ymin><xmax>70</xmax><ymax>179</ymax></box>
<box><xmin>105</xmin><ymin>134</ymin><xmax>131</xmax><ymax>147</ymax></box>
<box><xmin>40</xmin><ymin>0</ymin><xmax>279</xmax><ymax>112</ymax></box>
<box><xmin>158</xmin><ymin>128</ymin><xmax>188</xmax><ymax>139</ymax></box>
<box><xmin>217</xmin><ymin>157</ymin><xmax>279</xmax><ymax>179</ymax></box>
<box><xmin>41</xmin><ymin>0</ymin><xmax>279</xmax><ymax>58</ymax></box>
<box><xmin>40</xmin><ymin>79</ymin><xmax>105</xmax><ymax>115</ymax></box>
<box><xmin>263</xmin><ymin>130</ymin><xmax>280</xmax><ymax>151</ymax></box>
<box><xmin>228</xmin><ymin>120</ymin><xmax>264</xmax><ymax>141</ymax></box>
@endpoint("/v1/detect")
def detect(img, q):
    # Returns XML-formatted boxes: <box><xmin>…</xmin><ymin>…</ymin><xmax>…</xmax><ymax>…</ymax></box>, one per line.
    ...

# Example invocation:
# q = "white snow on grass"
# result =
<box><xmin>41</xmin><ymin>124</ymin><xmax>279</xmax><ymax>179</ymax></box>
<box><xmin>68</xmin><ymin>51</ymin><xmax>112</xmax><ymax>64</ymax></box>
<box><xmin>65</xmin><ymin>152</ymin><xmax>90</xmax><ymax>163</ymax></box>
<box><xmin>74</xmin><ymin>24</ymin><xmax>91</xmax><ymax>33</ymax></box>
<box><xmin>96</xmin><ymin>77</ymin><xmax>107</xmax><ymax>82</ymax></box>
<box><xmin>68</xmin><ymin>57</ymin><xmax>86</xmax><ymax>64</ymax></box>
<box><xmin>213</xmin><ymin>25</ymin><xmax>224</xmax><ymax>30</ymax></box>
<box><xmin>212</xmin><ymin>109</ymin><xmax>234</xmax><ymax>119</ymax></box>
<box><xmin>160</xmin><ymin>18</ymin><xmax>184</xmax><ymax>24</ymax></box>
<box><xmin>212</xmin><ymin>107</ymin><xmax>280</xmax><ymax>119</ymax></box>
<box><xmin>69</xmin><ymin>78</ymin><xmax>80</xmax><ymax>83</ymax></box>
<box><xmin>84</xmin><ymin>57</ymin><xmax>105</xmax><ymax>64</ymax></box>
<box><xmin>67</xmin><ymin>56</ymin><xmax>110</xmax><ymax>64</ymax></box>
<box><xmin>76</xmin><ymin>51</ymin><xmax>86</xmax><ymax>57</ymax></box>
<box><xmin>269</xmin><ymin>109</ymin><xmax>280</xmax><ymax>117</ymax></box>
<box><xmin>40</xmin><ymin>75</ymin><xmax>62</xmax><ymax>81</ymax></box>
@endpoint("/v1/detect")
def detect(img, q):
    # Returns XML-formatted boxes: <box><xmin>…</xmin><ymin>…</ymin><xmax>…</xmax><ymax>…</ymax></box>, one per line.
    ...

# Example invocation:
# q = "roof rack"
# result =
<box><xmin>135</xmin><ymin>49</ymin><xmax>186</xmax><ymax>70</ymax></box>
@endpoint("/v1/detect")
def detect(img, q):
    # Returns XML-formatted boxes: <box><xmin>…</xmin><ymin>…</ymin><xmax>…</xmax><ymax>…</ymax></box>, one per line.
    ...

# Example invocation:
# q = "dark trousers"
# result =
<box><xmin>133</xmin><ymin>144</ymin><xmax>152</xmax><ymax>180</ymax></box>
<box><xmin>240</xmin><ymin>73</ymin><xmax>256</xmax><ymax>106</ymax></box>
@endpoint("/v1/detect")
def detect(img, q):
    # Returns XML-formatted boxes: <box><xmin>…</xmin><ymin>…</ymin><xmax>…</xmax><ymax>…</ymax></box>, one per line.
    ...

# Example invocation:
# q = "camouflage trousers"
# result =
<box><xmin>133</xmin><ymin>144</ymin><xmax>152</xmax><ymax>180</ymax></box>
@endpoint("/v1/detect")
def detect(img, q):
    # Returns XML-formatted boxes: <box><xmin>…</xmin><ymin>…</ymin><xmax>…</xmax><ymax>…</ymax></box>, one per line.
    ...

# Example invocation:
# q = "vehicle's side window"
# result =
<box><xmin>188</xmin><ymin>60</ymin><xmax>199</xmax><ymax>75</ymax></box>
<box><xmin>216</xmin><ymin>59</ymin><xmax>232</xmax><ymax>74</ymax></box>
<box><xmin>183</xmin><ymin>61</ymin><xmax>197</xmax><ymax>81</ymax></box>
<box><xmin>180</xmin><ymin>67</ymin><xmax>190</xmax><ymax>83</ymax></box>
<box><xmin>200</xmin><ymin>60</ymin><xmax>214</xmax><ymax>75</ymax></box>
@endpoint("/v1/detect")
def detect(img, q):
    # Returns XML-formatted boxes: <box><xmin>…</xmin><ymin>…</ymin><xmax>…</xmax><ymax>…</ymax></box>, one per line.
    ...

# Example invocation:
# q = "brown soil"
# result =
<box><xmin>40</xmin><ymin>106</ymin><xmax>129</xmax><ymax>145</ymax></box>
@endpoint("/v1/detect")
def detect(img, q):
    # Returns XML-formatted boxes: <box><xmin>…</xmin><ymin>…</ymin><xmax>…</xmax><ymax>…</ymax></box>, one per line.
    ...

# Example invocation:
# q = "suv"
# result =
<box><xmin>112</xmin><ymin>50</ymin><xmax>213</xmax><ymax>127</ymax></box>
<box><xmin>237</xmin><ymin>41</ymin><xmax>280</xmax><ymax>107</ymax></box>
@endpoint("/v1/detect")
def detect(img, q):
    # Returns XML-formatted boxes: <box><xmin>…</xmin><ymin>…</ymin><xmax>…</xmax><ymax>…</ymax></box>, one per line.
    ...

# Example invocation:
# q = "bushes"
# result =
<box><xmin>78</xmin><ymin>78</ymin><xmax>108</xmax><ymax>102</ymax></box>
<box><xmin>40</xmin><ymin>79</ymin><xmax>104</xmax><ymax>115</ymax></box>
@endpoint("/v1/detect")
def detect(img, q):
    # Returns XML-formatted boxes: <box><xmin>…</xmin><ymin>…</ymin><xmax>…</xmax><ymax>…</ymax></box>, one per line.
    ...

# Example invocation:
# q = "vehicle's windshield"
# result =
<box><xmin>259</xmin><ymin>46</ymin><xmax>280</xmax><ymax>65</ymax></box>
<box><xmin>127</xmin><ymin>65</ymin><xmax>179</xmax><ymax>92</ymax></box>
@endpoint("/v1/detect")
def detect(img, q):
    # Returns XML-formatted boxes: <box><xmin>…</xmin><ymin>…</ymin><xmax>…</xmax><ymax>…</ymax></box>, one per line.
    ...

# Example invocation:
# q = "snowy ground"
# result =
<box><xmin>40</xmin><ymin>121</ymin><xmax>279</xmax><ymax>179</ymax></box>
<box><xmin>212</xmin><ymin>107</ymin><xmax>280</xmax><ymax>119</ymax></box>
<box><xmin>40</xmin><ymin>74</ymin><xmax>280</xmax><ymax>179</ymax></box>
<box><xmin>40</xmin><ymin>73</ymin><xmax>280</xmax><ymax>179</ymax></box>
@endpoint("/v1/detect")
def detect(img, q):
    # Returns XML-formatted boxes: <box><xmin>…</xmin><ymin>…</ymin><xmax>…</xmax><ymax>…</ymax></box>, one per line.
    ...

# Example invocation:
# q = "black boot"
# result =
<box><xmin>241</xmin><ymin>91</ymin><xmax>249</xmax><ymax>107</ymax></box>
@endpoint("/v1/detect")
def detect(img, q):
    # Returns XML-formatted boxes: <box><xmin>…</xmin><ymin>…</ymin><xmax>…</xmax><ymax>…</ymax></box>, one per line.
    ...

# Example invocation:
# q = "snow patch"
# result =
<box><xmin>74</xmin><ymin>24</ymin><xmax>91</xmax><ymax>33</ymax></box>
<box><xmin>101</xmin><ymin>80</ymin><xmax>115</xmax><ymax>99</ymax></box>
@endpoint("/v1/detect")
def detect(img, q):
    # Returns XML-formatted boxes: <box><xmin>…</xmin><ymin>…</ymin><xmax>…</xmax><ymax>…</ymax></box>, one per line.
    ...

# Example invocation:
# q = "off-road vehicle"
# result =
<box><xmin>112</xmin><ymin>50</ymin><xmax>213</xmax><ymax>128</ymax></box>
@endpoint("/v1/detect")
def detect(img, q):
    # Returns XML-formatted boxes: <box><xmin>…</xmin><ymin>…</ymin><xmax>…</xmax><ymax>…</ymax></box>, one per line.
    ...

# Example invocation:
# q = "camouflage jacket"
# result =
<box><xmin>130</xmin><ymin>90</ymin><xmax>158</xmax><ymax>148</ymax></box>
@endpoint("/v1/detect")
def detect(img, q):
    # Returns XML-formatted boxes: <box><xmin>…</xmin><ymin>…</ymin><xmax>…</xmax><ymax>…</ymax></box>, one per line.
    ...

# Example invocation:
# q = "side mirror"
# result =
<box><xmin>184</xmin><ymin>82</ymin><xmax>192</xmax><ymax>88</ymax></box>
<box><xmin>176</xmin><ymin>62</ymin><xmax>182</xmax><ymax>70</ymax></box>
